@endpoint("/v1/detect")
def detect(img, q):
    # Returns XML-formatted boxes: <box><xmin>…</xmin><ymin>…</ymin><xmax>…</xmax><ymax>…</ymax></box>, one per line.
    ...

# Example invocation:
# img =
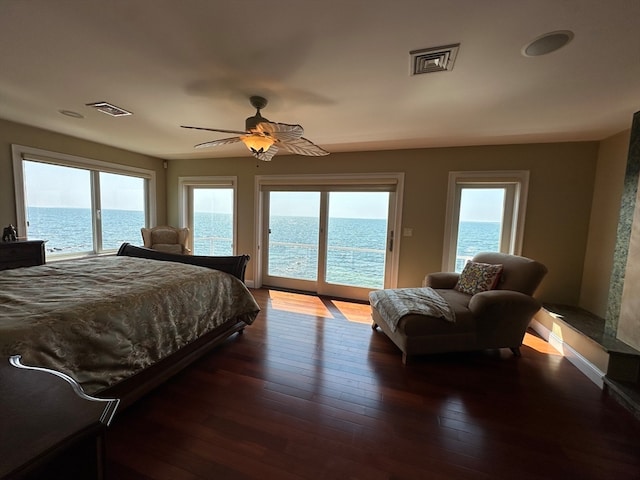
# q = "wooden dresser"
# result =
<box><xmin>0</xmin><ymin>240</ymin><xmax>46</xmax><ymax>270</ymax></box>
<box><xmin>0</xmin><ymin>356</ymin><xmax>119</xmax><ymax>480</ymax></box>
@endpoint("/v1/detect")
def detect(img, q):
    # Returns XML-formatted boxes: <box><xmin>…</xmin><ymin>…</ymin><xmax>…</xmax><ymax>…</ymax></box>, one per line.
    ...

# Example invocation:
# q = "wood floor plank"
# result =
<box><xmin>106</xmin><ymin>288</ymin><xmax>640</xmax><ymax>479</ymax></box>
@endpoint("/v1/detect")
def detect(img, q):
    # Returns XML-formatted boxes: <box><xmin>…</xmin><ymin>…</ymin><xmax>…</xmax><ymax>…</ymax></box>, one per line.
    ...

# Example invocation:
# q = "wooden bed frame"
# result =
<box><xmin>97</xmin><ymin>319</ymin><xmax>247</xmax><ymax>409</ymax></box>
<box><xmin>116</xmin><ymin>242</ymin><xmax>250</xmax><ymax>282</ymax></box>
<box><xmin>95</xmin><ymin>243</ymin><xmax>254</xmax><ymax>410</ymax></box>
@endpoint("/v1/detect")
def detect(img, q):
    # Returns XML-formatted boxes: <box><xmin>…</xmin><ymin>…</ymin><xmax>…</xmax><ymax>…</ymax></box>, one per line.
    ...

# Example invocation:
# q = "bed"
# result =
<box><xmin>0</xmin><ymin>243</ymin><xmax>260</xmax><ymax>409</ymax></box>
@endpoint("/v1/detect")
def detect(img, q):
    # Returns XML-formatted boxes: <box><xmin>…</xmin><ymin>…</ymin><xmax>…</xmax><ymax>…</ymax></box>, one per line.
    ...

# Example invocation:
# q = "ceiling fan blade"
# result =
<box><xmin>181</xmin><ymin>125</ymin><xmax>248</xmax><ymax>135</ymax></box>
<box><xmin>280</xmin><ymin>137</ymin><xmax>329</xmax><ymax>156</ymax></box>
<box><xmin>194</xmin><ymin>136</ymin><xmax>242</xmax><ymax>149</ymax></box>
<box><xmin>252</xmin><ymin>144</ymin><xmax>279</xmax><ymax>162</ymax></box>
<box><xmin>255</xmin><ymin>121</ymin><xmax>304</xmax><ymax>142</ymax></box>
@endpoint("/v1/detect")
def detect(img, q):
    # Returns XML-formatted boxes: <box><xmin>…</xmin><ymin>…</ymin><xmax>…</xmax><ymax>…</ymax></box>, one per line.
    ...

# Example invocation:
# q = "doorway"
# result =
<box><xmin>256</xmin><ymin>174</ymin><xmax>403</xmax><ymax>301</ymax></box>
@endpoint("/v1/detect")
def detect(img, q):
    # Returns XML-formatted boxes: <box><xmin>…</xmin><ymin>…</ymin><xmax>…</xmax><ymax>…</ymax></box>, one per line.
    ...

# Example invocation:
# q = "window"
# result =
<box><xmin>255</xmin><ymin>173</ymin><xmax>404</xmax><ymax>300</ymax></box>
<box><xmin>442</xmin><ymin>171</ymin><xmax>529</xmax><ymax>272</ymax></box>
<box><xmin>100</xmin><ymin>172</ymin><xmax>147</xmax><ymax>251</ymax></box>
<box><xmin>179</xmin><ymin>177</ymin><xmax>237</xmax><ymax>256</ymax></box>
<box><xmin>12</xmin><ymin>145</ymin><xmax>155</xmax><ymax>258</ymax></box>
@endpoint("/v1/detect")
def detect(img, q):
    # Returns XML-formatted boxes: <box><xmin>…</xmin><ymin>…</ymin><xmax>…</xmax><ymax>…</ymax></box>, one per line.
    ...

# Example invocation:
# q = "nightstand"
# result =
<box><xmin>0</xmin><ymin>240</ymin><xmax>46</xmax><ymax>270</ymax></box>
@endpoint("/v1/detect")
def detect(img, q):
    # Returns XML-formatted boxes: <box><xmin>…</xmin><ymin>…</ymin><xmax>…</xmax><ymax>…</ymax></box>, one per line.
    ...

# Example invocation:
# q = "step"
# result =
<box><xmin>603</xmin><ymin>377</ymin><xmax>640</xmax><ymax>421</ymax></box>
<box><xmin>537</xmin><ymin>304</ymin><xmax>640</xmax><ymax>419</ymax></box>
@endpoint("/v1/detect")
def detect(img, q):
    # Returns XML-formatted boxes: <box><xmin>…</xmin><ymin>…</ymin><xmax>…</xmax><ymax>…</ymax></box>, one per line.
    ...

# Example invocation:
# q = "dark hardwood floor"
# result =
<box><xmin>106</xmin><ymin>289</ymin><xmax>640</xmax><ymax>480</ymax></box>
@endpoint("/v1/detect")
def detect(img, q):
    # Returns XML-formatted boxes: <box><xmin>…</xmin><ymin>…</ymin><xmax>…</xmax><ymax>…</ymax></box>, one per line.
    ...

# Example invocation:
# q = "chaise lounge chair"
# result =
<box><xmin>370</xmin><ymin>252</ymin><xmax>547</xmax><ymax>364</ymax></box>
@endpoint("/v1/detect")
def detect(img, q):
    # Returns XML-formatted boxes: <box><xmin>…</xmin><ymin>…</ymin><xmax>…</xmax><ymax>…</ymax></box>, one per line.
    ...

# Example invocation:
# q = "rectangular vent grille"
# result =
<box><xmin>410</xmin><ymin>43</ymin><xmax>460</xmax><ymax>75</ymax></box>
<box><xmin>86</xmin><ymin>101</ymin><xmax>132</xmax><ymax>117</ymax></box>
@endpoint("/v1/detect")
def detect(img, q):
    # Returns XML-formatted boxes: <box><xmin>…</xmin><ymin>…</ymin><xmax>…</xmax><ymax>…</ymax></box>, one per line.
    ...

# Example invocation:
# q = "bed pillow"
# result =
<box><xmin>454</xmin><ymin>261</ymin><xmax>503</xmax><ymax>295</ymax></box>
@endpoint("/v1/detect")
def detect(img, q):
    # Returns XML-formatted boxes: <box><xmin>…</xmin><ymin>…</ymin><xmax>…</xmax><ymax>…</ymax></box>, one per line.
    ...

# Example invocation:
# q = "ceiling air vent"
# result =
<box><xmin>86</xmin><ymin>101</ymin><xmax>132</xmax><ymax>117</ymax></box>
<box><xmin>410</xmin><ymin>43</ymin><xmax>460</xmax><ymax>75</ymax></box>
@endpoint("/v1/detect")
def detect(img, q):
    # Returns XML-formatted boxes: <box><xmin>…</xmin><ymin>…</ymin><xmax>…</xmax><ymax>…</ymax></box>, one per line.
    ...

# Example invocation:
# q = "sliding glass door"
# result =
<box><xmin>262</xmin><ymin>189</ymin><xmax>394</xmax><ymax>300</ymax></box>
<box><xmin>266</xmin><ymin>191</ymin><xmax>320</xmax><ymax>284</ymax></box>
<box><xmin>325</xmin><ymin>192</ymin><xmax>389</xmax><ymax>290</ymax></box>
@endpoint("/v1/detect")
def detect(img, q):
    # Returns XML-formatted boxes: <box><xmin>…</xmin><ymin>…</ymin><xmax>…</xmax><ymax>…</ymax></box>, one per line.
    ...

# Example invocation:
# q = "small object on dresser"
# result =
<box><xmin>2</xmin><ymin>225</ymin><xmax>17</xmax><ymax>242</ymax></box>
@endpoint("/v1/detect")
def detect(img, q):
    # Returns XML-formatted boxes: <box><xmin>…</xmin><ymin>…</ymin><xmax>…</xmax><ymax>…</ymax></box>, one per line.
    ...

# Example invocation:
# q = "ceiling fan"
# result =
<box><xmin>181</xmin><ymin>96</ymin><xmax>329</xmax><ymax>162</ymax></box>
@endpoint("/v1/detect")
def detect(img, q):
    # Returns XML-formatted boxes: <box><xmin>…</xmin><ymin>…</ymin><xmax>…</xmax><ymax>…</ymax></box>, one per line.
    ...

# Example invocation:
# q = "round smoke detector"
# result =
<box><xmin>522</xmin><ymin>30</ymin><xmax>574</xmax><ymax>57</ymax></box>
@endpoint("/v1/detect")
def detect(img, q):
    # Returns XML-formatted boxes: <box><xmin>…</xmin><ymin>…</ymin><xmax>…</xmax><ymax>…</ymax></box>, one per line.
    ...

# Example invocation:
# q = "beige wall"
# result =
<box><xmin>166</xmin><ymin>141</ymin><xmax>599</xmax><ymax>305</ymax></box>
<box><xmin>579</xmin><ymin>130</ymin><xmax>630</xmax><ymax>317</ymax></box>
<box><xmin>0</xmin><ymin>119</ymin><xmax>167</xmax><ymax>228</ymax></box>
<box><xmin>0</xmin><ymin>118</ymin><xmax>603</xmax><ymax>306</ymax></box>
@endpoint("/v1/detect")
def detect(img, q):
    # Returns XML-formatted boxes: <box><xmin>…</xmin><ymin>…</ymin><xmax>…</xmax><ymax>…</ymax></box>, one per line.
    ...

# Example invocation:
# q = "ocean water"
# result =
<box><xmin>266</xmin><ymin>215</ymin><xmax>388</xmax><ymax>288</ymax></box>
<box><xmin>191</xmin><ymin>211</ymin><xmax>233</xmax><ymax>256</ymax></box>
<box><xmin>456</xmin><ymin>221</ymin><xmax>501</xmax><ymax>271</ymax></box>
<box><xmin>25</xmin><ymin>207</ymin><xmax>500</xmax><ymax>285</ymax></box>
<box><xmin>26</xmin><ymin>206</ymin><xmax>145</xmax><ymax>253</ymax></box>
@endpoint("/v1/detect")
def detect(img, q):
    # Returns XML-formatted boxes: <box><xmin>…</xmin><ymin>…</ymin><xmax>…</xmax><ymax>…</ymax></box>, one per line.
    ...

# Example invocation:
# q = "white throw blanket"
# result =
<box><xmin>369</xmin><ymin>287</ymin><xmax>455</xmax><ymax>332</ymax></box>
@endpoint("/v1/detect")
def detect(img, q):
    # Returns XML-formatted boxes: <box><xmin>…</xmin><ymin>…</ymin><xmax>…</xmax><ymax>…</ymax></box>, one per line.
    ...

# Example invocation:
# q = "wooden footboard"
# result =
<box><xmin>96</xmin><ymin>318</ymin><xmax>248</xmax><ymax>410</ymax></box>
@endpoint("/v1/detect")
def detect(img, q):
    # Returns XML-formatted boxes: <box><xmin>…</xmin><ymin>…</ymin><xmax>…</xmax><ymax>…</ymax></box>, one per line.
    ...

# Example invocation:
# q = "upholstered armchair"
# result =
<box><xmin>140</xmin><ymin>226</ymin><xmax>190</xmax><ymax>255</ymax></box>
<box><xmin>370</xmin><ymin>252</ymin><xmax>547</xmax><ymax>364</ymax></box>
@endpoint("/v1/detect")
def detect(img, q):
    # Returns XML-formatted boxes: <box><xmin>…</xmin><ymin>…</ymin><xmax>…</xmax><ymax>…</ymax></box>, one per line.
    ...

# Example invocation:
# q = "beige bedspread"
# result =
<box><xmin>0</xmin><ymin>256</ymin><xmax>260</xmax><ymax>394</ymax></box>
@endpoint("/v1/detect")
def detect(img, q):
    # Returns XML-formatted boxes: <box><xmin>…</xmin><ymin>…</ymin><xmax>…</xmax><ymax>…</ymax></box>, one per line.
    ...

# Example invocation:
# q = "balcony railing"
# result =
<box><xmin>192</xmin><ymin>236</ymin><xmax>233</xmax><ymax>256</ymax></box>
<box><xmin>267</xmin><ymin>241</ymin><xmax>386</xmax><ymax>288</ymax></box>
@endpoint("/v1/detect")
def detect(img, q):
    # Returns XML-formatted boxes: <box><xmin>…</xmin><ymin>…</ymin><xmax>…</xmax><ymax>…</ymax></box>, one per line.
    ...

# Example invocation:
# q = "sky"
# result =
<box><xmin>269</xmin><ymin>189</ymin><xmax>504</xmax><ymax>222</ymax></box>
<box><xmin>459</xmin><ymin>188</ymin><xmax>504</xmax><ymax>222</ymax></box>
<box><xmin>193</xmin><ymin>190</ymin><xmax>392</xmax><ymax>220</ymax></box>
<box><xmin>194</xmin><ymin>188</ymin><xmax>233</xmax><ymax>213</ymax></box>
<box><xmin>24</xmin><ymin>161</ymin><xmax>145</xmax><ymax>210</ymax></box>
<box><xmin>24</xmin><ymin>161</ymin><xmax>505</xmax><ymax>222</ymax></box>
<box><xmin>270</xmin><ymin>191</ymin><xmax>390</xmax><ymax>219</ymax></box>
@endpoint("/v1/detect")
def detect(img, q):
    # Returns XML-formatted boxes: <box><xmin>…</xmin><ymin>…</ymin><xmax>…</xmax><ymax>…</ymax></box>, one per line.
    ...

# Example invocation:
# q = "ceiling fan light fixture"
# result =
<box><xmin>241</xmin><ymin>134</ymin><xmax>275</xmax><ymax>153</ymax></box>
<box><xmin>182</xmin><ymin>95</ymin><xmax>329</xmax><ymax>161</ymax></box>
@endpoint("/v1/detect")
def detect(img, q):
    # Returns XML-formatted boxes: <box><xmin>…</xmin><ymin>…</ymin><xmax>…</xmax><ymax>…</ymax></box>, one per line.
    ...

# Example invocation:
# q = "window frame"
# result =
<box><xmin>12</xmin><ymin>144</ymin><xmax>156</xmax><ymax>258</ymax></box>
<box><xmin>442</xmin><ymin>170</ymin><xmax>529</xmax><ymax>271</ymax></box>
<box><xmin>253</xmin><ymin>172</ymin><xmax>405</xmax><ymax>294</ymax></box>
<box><xmin>178</xmin><ymin>176</ymin><xmax>238</xmax><ymax>255</ymax></box>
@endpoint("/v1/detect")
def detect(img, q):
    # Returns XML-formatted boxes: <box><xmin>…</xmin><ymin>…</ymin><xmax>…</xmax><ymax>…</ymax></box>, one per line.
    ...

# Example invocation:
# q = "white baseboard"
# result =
<box><xmin>245</xmin><ymin>279</ymin><xmax>255</xmax><ymax>288</ymax></box>
<box><xmin>529</xmin><ymin>319</ymin><xmax>605</xmax><ymax>389</ymax></box>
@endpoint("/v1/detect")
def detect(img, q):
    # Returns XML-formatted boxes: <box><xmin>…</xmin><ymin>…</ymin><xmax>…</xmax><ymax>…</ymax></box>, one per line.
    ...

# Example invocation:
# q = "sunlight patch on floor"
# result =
<box><xmin>267</xmin><ymin>290</ymin><xmax>335</xmax><ymax>318</ymax></box>
<box><xmin>523</xmin><ymin>331</ymin><xmax>562</xmax><ymax>355</ymax></box>
<box><xmin>332</xmin><ymin>300</ymin><xmax>372</xmax><ymax>324</ymax></box>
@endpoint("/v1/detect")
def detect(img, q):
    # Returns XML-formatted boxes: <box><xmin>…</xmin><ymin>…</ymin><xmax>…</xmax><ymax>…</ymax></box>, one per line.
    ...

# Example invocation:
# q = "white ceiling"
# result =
<box><xmin>1</xmin><ymin>0</ymin><xmax>639</xmax><ymax>161</ymax></box>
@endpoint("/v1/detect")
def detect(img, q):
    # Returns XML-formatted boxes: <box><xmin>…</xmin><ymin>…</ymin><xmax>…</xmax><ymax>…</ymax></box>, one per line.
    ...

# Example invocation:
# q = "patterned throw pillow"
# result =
<box><xmin>454</xmin><ymin>261</ymin><xmax>503</xmax><ymax>295</ymax></box>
